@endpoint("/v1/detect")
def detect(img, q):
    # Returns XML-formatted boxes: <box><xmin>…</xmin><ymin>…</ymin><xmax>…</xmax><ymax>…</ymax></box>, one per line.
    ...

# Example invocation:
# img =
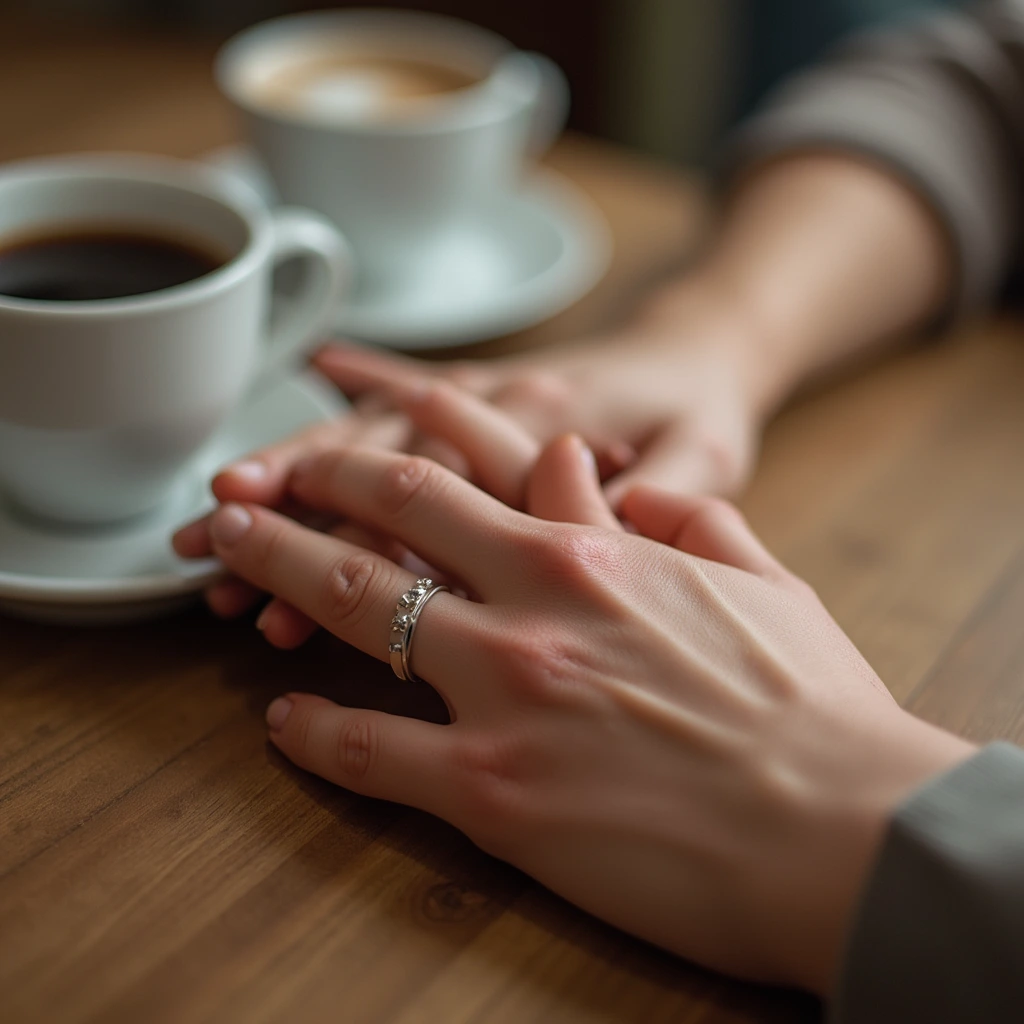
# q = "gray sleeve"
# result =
<box><xmin>727</xmin><ymin>1</ymin><xmax>1024</xmax><ymax>317</ymax></box>
<box><xmin>833</xmin><ymin>743</ymin><xmax>1024</xmax><ymax>1024</ymax></box>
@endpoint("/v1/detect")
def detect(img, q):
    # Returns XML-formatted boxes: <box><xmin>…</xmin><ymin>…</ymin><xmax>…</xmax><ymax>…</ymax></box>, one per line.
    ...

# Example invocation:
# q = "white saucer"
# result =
<box><xmin>0</xmin><ymin>372</ymin><xmax>345</xmax><ymax>625</ymax></box>
<box><xmin>204</xmin><ymin>145</ymin><xmax>612</xmax><ymax>350</ymax></box>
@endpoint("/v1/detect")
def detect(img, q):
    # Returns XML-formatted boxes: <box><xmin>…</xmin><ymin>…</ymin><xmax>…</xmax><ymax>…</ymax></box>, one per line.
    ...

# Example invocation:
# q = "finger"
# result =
<box><xmin>257</xmin><ymin>519</ymin><xmax>408</xmax><ymax>650</ymax></box>
<box><xmin>621</xmin><ymin>486</ymin><xmax>787</xmax><ymax>579</ymax></box>
<box><xmin>330</xmin><ymin>519</ymin><xmax>407</xmax><ymax>564</ymax></box>
<box><xmin>527</xmin><ymin>435</ymin><xmax>622</xmax><ymax>530</ymax></box>
<box><xmin>393</xmin><ymin>380</ymin><xmax>540</xmax><ymax>508</ymax></box>
<box><xmin>287</xmin><ymin>448</ymin><xmax>526</xmax><ymax>596</ymax></box>
<box><xmin>257</xmin><ymin>599</ymin><xmax>319</xmax><ymax>649</ymax></box>
<box><xmin>173</xmin><ymin>514</ymin><xmax>214</xmax><ymax>558</ymax></box>
<box><xmin>207</xmin><ymin>502</ymin><xmax>481</xmax><ymax>691</ymax></box>
<box><xmin>266</xmin><ymin>693</ymin><xmax>459</xmax><ymax>817</ymax></box>
<box><xmin>175</xmin><ymin>499</ymin><xmax>325</xmax><ymax>559</ymax></box>
<box><xmin>489</xmin><ymin>371</ymin><xmax>572</xmax><ymax>442</ymax></box>
<box><xmin>352</xmin><ymin>391</ymin><xmax>393</xmax><ymax>417</ymax></box>
<box><xmin>212</xmin><ymin>412</ymin><xmax>413</xmax><ymax>507</ymax></box>
<box><xmin>602</xmin><ymin>422</ymin><xmax>715</xmax><ymax>510</ymax></box>
<box><xmin>206</xmin><ymin>577</ymin><xmax>264</xmax><ymax>619</ymax></box>
<box><xmin>211</xmin><ymin>419</ymin><xmax>344</xmax><ymax>507</ymax></box>
<box><xmin>407</xmin><ymin>433</ymin><xmax>472</xmax><ymax>479</ymax></box>
<box><xmin>313</xmin><ymin>343</ymin><xmax>495</xmax><ymax>397</ymax></box>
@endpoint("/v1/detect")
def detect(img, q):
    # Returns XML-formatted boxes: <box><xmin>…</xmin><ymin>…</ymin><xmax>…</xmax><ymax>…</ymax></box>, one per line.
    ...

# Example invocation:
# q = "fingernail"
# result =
<box><xmin>266</xmin><ymin>696</ymin><xmax>293</xmax><ymax>731</ymax></box>
<box><xmin>572</xmin><ymin>435</ymin><xmax>598</xmax><ymax>477</ymax></box>
<box><xmin>210</xmin><ymin>503</ymin><xmax>253</xmax><ymax>547</ymax></box>
<box><xmin>226</xmin><ymin>460</ymin><xmax>267</xmax><ymax>482</ymax></box>
<box><xmin>255</xmin><ymin>606</ymin><xmax>271</xmax><ymax>631</ymax></box>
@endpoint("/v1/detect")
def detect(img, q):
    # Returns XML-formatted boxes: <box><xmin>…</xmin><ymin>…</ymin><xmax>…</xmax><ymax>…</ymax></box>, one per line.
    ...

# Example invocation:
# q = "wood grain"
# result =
<box><xmin>2</xmin><ymin>17</ymin><xmax>1022</xmax><ymax>1024</ymax></box>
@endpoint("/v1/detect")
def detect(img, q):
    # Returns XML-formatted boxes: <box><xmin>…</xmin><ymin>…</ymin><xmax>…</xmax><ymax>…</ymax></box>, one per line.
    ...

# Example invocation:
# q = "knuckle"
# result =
<box><xmin>335</xmin><ymin>716</ymin><xmax>378</xmax><ymax>783</ymax></box>
<box><xmin>321</xmin><ymin>550</ymin><xmax>380</xmax><ymax>632</ymax></box>
<box><xmin>525</xmin><ymin>525</ymin><xmax>621</xmax><ymax>586</ymax></box>
<box><xmin>376</xmin><ymin>455</ymin><xmax>440</xmax><ymax>518</ymax></box>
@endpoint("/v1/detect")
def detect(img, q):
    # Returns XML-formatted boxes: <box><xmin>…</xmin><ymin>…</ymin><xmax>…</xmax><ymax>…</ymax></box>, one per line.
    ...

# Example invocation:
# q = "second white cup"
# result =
<box><xmin>216</xmin><ymin>10</ymin><xmax>569</xmax><ymax>294</ymax></box>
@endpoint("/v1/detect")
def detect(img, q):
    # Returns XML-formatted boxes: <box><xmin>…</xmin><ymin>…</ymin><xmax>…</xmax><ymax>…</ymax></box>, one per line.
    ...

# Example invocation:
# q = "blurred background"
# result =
<box><xmin>1</xmin><ymin>0</ymin><xmax>965</xmax><ymax>165</ymax></box>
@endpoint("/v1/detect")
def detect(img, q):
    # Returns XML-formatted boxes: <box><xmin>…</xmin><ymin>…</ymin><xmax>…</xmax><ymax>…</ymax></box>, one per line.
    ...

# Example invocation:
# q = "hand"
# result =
<box><xmin>204</xmin><ymin>278</ymin><xmax>773</xmax><ymax>511</ymax></box>
<box><xmin>172</xmin><ymin>340</ymin><xmax>752</xmax><ymax>647</ymax></box>
<box><xmin>174</xmin><ymin>282</ymin><xmax>771</xmax><ymax>627</ymax></box>
<box><xmin>184</xmin><ymin>435</ymin><xmax>974</xmax><ymax>995</ymax></box>
<box><xmin>311</xmin><ymin>290</ymin><xmax>767</xmax><ymax>508</ymax></box>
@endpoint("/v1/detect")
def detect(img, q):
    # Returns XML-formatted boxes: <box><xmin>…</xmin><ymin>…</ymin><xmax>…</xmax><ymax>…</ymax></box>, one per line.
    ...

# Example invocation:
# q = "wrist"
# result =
<box><xmin>632</xmin><ymin>271</ymin><xmax>808</xmax><ymax>423</ymax></box>
<box><xmin>792</xmin><ymin>710</ymin><xmax>977</xmax><ymax>998</ymax></box>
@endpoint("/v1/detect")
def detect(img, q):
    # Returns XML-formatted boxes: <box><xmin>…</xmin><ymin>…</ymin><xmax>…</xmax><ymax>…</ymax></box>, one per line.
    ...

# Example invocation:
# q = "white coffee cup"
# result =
<box><xmin>216</xmin><ymin>10</ymin><xmax>568</xmax><ymax>294</ymax></box>
<box><xmin>0</xmin><ymin>153</ymin><xmax>350</xmax><ymax>526</ymax></box>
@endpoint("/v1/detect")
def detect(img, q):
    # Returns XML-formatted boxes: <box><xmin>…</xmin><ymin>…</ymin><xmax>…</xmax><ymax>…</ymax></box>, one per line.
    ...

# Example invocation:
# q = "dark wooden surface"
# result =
<box><xmin>3</xmin><ymin>18</ymin><xmax>1024</xmax><ymax>1024</ymax></box>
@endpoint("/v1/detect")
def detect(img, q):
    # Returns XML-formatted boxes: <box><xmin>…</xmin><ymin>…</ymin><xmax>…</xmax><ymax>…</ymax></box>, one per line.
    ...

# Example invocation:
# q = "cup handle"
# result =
<box><xmin>251</xmin><ymin>207</ymin><xmax>352</xmax><ymax>391</ymax></box>
<box><xmin>520</xmin><ymin>52</ymin><xmax>570</xmax><ymax>156</ymax></box>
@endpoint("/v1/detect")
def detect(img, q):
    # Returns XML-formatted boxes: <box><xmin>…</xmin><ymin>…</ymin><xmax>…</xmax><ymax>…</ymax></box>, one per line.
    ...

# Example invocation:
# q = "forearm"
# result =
<box><xmin>639</xmin><ymin>153</ymin><xmax>953</xmax><ymax>417</ymax></box>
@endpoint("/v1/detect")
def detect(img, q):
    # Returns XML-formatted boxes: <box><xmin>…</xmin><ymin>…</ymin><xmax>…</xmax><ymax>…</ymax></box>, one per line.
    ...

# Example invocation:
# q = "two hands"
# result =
<box><xmin>213</xmin><ymin>281</ymin><xmax>772</xmax><ymax>505</ymax></box>
<box><xmin>173</xmin><ymin>384</ymin><xmax>972</xmax><ymax>998</ymax></box>
<box><xmin>182</xmin><ymin>290</ymin><xmax>775</xmax><ymax>640</ymax></box>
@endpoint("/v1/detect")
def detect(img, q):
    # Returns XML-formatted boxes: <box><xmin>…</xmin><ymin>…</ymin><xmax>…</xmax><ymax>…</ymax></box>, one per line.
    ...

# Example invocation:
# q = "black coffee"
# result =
<box><xmin>0</xmin><ymin>228</ymin><xmax>225</xmax><ymax>301</ymax></box>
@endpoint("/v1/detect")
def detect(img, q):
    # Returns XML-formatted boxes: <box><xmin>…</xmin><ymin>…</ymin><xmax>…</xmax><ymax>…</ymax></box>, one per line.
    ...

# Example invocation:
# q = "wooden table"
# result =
<box><xmin>2</xmin><ymin>19</ymin><xmax>1023</xmax><ymax>1024</ymax></box>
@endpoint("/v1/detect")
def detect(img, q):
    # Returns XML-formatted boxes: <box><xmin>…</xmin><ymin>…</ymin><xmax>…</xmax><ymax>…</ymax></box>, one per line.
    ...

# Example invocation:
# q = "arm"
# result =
<box><xmin>296</xmin><ymin>150</ymin><xmax>954</xmax><ymax>506</ymax></box>
<box><xmin>645</xmin><ymin>152</ymin><xmax>953</xmax><ymax>419</ymax></box>
<box><xmin>179</xmin><ymin>382</ymin><xmax>1017</xmax><ymax>1013</ymax></box>
<box><xmin>176</xmin><ymin>401</ymin><xmax>975</xmax><ymax>996</ymax></box>
<box><xmin>710</xmin><ymin>0</ymin><xmax>1024</xmax><ymax>412</ymax></box>
<box><xmin>291</xmin><ymin>2</ymin><xmax>1024</xmax><ymax>501</ymax></box>
<box><xmin>199</xmin><ymin>2</ymin><xmax>1024</xmax><ymax>545</ymax></box>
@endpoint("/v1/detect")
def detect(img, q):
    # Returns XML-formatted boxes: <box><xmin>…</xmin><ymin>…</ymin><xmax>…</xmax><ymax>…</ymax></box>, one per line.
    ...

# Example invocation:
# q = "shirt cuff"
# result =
<box><xmin>832</xmin><ymin>743</ymin><xmax>1024</xmax><ymax>1024</ymax></box>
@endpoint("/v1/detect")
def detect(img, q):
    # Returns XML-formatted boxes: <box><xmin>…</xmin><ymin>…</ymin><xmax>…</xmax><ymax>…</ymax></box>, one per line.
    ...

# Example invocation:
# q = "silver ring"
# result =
<box><xmin>388</xmin><ymin>578</ymin><xmax>449</xmax><ymax>684</ymax></box>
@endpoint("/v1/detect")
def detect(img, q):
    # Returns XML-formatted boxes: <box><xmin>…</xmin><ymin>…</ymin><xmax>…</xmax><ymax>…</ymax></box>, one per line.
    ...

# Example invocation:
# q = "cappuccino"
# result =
<box><xmin>254</xmin><ymin>54</ymin><xmax>480</xmax><ymax>122</ymax></box>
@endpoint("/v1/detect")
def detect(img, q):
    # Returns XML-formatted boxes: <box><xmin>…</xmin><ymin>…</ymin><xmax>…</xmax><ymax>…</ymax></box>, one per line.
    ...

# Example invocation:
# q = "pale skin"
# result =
<box><xmin>169</xmin><ymin>150</ymin><xmax>968</xmax><ymax>995</ymax></box>
<box><xmin>179</xmin><ymin>150</ymin><xmax>954</xmax><ymax>642</ymax></box>
<box><xmin>210</xmin><ymin>150</ymin><xmax>952</xmax><ymax>507</ymax></box>
<box><xmin>174</xmin><ymin>421</ymin><xmax>973</xmax><ymax>997</ymax></box>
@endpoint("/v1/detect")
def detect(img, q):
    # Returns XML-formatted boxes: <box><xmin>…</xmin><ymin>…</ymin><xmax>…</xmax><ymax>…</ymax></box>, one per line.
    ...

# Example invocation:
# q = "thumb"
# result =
<box><xmin>621</xmin><ymin>486</ymin><xmax>787</xmax><ymax>580</ymax></box>
<box><xmin>527</xmin><ymin>435</ymin><xmax>622</xmax><ymax>530</ymax></box>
